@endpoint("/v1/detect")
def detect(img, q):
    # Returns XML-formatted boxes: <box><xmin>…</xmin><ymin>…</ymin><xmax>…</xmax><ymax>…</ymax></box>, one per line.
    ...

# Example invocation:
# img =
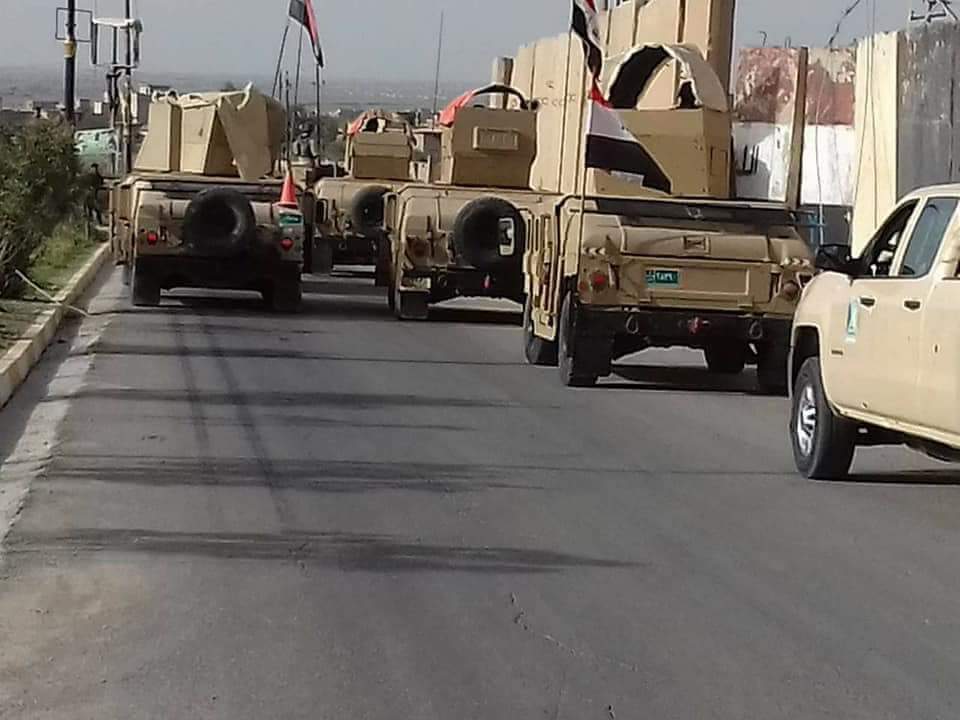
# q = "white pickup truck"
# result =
<box><xmin>790</xmin><ymin>184</ymin><xmax>960</xmax><ymax>478</ymax></box>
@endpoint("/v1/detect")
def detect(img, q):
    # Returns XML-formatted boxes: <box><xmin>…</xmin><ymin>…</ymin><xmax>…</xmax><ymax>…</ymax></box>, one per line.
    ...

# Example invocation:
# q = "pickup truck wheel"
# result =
<box><xmin>131</xmin><ymin>265</ymin><xmax>161</xmax><ymax>307</ymax></box>
<box><xmin>791</xmin><ymin>358</ymin><xmax>856</xmax><ymax>480</ymax></box>
<box><xmin>523</xmin><ymin>295</ymin><xmax>558</xmax><ymax>366</ymax></box>
<box><xmin>757</xmin><ymin>340</ymin><xmax>790</xmax><ymax>396</ymax></box>
<box><xmin>558</xmin><ymin>292</ymin><xmax>597</xmax><ymax>388</ymax></box>
<box><xmin>705</xmin><ymin>343</ymin><xmax>747</xmax><ymax>374</ymax></box>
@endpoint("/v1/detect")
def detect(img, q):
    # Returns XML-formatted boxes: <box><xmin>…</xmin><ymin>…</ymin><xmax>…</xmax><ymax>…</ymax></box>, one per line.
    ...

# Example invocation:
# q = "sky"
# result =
<box><xmin>0</xmin><ymin>0</ymin><xmax>927</xmax><ymax>83</ymax></box>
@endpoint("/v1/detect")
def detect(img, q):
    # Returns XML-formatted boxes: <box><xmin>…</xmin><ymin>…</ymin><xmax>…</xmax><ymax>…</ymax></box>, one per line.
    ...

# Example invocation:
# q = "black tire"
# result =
<box><xmin>757</xmin><ymin>340</ymin><xmax>790</xmax><ymax>396</ymax></box>
<box><xmin>452</xmin><ymin>197</ymin><xmax>526</xmax><ymax>271</ymax></box>
<box><xmin>262</xmin><ymin>266</ymin><xmax>302</xmax><ymax>313</ymax></box>
<box><xmin>387</xmin><ymin>276</ymin><xmax>397</xmax><ymax>312</ymax></box>
<box><xmin>374</xmin><ymin>236</ymin><xmax>392</xmax><ymax>287</ymax></box>
<box><xmin>396</xmin><ymin>291</ymin><xmax>429</xmax><ymax>321</ymax></box>
<box><xmin>558</xmin><ymin>292</ymin><xmax>597</xmax><ymax>387</ymax></box>
<box><xmin>350</xmin><ymin>185</ymin><xmax>389</xmax><ymax>232</ymax></box>
<box><xmin>523</xmin><ymin>295</ymin><xmax>558</xmax><ymax>366</ymax></box>
<box><xmin>314</xmin><ymin>238</ymin><xmax>334</xmax><ymax>274</ymax></box>
<box><xmin>182</xmin><ymin>187</ymin><xmax>257</xmax><ymax>256</ymax></box>
<box><xmin>131</xmin><ymin>265</ymin><xmax>160</xmax><ymax>307</ymax></box>
<box><xmin>791</xmin><ymin>358</ymin><xmax>856</xmax><ymax>480</ymax></box>
<box><xmin>704</xmin><ymin>343</ymin><xmax>747</xmax><ymax>374</ymax></box>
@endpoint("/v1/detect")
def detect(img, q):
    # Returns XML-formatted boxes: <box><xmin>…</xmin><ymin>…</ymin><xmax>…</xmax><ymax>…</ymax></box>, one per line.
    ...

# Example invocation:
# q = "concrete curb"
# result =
<box><xmin>0</xmin><ymin>243</ymin><xmax>111</xmax><ymax>410</ymax></box>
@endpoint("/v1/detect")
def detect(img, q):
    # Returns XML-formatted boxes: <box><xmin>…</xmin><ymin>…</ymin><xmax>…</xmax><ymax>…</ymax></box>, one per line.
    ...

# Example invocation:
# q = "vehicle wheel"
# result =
<box><xmin>396</xmin><ymin>291</ymin><xmax>429</xmax><ymax>321</ymax></box>
<box><xmin>704</xmin><ymin>343</ymin><xmax>747</xmax><ymax>374</ymax></box>
<box><xmin>268</xmin><ymin>276</ymin><xmax>302</xmax><ymax>314</ymax></box>
<box><xmin>523</xmin><ymin>295</ymin><xmax>558</xmax><ymax>366</ymax></box>
<box><xmin>131</xmin><ymin>265</ymin><xmax>160</xmax><ymax>307</ymax></box>
<box><xmin>791</xmin><ymin>358</ymin><xmax>856</xmax><ymax>480</ymax></box>
<box><xmin>315</xmin><ymin>238</ymin><xmax>334</xmax><ymax>275</ymax></box>
<box><xmin>558</xmin><ymin>292</ymin><xmax>597</xmax><ymax>387</ymax></box>
<box><xmin>757</xmin><ymin>340</ymin><xmax>790</xmax><ymax>396</ymax></box>
<box><xmin>387</xmin><ymin>276</ymin><xmax>397</xmax><ymax>312</ymax></box>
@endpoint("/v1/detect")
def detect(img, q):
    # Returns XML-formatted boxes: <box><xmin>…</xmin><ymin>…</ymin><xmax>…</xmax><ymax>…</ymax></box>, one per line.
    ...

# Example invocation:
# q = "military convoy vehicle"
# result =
<box><xmin>383</xmin><ymin>85</ymin><xmax>556</xmax><ymax>320</ymax></box>
<box><xmin>522</xmin><ymin>44</ymin><xmax>814</xmax><ymax>391</ymax></box>
<box><xmin>790</xmin><ymin>185</ymin><xmax>960</xmax><ymax>479</ymax></box>
<box><xmin>311</xmin><ymin>111</ymin><xmax>414</xmax><ymax>280</ymax></box>
<box><xmin>110</xmin><ymin>87</ymin><xmax>305</xmax><ymax>312</ymax></box>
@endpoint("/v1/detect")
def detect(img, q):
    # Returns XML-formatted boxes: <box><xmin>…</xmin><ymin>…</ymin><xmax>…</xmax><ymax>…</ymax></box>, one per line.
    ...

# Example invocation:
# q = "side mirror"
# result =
<box><xmin>815</xmin><ymin>243</ymin><xmax>854</xmax><ymax>274</ymax></box>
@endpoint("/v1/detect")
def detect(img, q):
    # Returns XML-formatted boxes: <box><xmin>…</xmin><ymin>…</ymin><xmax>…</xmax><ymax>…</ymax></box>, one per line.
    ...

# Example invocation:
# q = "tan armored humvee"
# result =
<box><xmin>311</xmin><ymin>111</ymin><xmax>414</xmax><ymax>280</ymax></box>
<box><xmin>384</xmin><ymin>85</ymin><xmax>557</xmax><ymax>320</ymax></box>
<box><xmin>790</xmin><ymin>185</ymin><xmax>960</xmax><ymax>479</ymax></box>
<box><xmin>110</xmin><ymin>87</ymin><xmax>305</xmax><ymax>311</ymax></box>
<box><xmin>523</xmin><ymin>45</ymin><xmax>814</xmax><ymax>391</ymax></box>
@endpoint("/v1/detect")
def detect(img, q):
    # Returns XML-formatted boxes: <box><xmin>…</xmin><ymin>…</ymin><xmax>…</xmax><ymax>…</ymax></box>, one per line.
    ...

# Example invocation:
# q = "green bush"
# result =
<box><xmin>0</xmin><ymin>121</ymin><xmax>84</xmax><ymax>295</ymax></box>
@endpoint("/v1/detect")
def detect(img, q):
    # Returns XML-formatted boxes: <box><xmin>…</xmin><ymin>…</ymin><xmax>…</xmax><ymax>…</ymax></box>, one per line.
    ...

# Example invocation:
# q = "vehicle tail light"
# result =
<box><xmin>145</xmin><ymin>230</ymin><xmax>159</xmax><ymax>246</ymax></box>
<box><xmin>590</xmin><ymin>271</ymin><xmax>610</xmax><ymax>292</ymax></box>
<box><xmin>280</xmin><ymin>237</ymin><xmax>294</xmax><ymax>252</ymax></box>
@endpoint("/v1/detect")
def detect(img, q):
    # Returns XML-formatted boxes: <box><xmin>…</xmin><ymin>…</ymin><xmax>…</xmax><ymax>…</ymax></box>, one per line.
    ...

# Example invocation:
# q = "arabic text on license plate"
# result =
<box><xmin>646</xmin><ymin>269</ymin><xmax>680</xmax><ymax>287</ymax></box>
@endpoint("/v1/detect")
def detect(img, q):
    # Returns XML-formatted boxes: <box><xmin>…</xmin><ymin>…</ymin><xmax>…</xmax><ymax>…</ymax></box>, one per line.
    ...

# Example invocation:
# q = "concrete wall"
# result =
<box><xmin>501</xmin><ymin>0</ymin><xmax>735</xmax><ymax>195</ymax></box>
<box><xmin>851</xmin><ymin>31</ymin><xmax>899</xmax><ymax>254</ymax></box>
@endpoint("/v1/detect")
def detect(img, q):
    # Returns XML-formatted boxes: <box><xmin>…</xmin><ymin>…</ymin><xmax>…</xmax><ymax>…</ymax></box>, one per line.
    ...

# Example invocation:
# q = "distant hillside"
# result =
<box><xmin>0</xmin><ymin>65</ymin><xmax>476</xmax><ymax>111</ymax></box>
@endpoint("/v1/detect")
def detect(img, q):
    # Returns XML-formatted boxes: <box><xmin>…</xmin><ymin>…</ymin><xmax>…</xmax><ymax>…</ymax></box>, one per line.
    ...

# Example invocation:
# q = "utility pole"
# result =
<box><xmin>430</xmin><ymin>10</ymin><xmax>445</xmax><ymax>124</ymax></box>
<box><xmin>64</xmin><ymin>0</ymin><xmax>77</xmax><ymax>124</ymax></box>
<box><xmin>124</xmin><ymin>0</ymin><xmax>134</xmax><ymax>173</ymax></box>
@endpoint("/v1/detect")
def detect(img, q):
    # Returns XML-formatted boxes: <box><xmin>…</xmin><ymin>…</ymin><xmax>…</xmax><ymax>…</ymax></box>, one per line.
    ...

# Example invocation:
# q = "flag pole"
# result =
<box><xmin>556</xmin><ymin>30</ymin><xmax>574</xmax><ymax>192</ymax></box>
<box><xmin>576</xmin><ymin>63</ymin><xmax>589</xmax><ymax>261</ymax></box>
<box><xmin>272</xmin><ymin>22</ymin><xmax>290</xmax><ymax>99</ymax></box>
<box><xmin>294</xmin><ymin>25</ymin><xmax>304</xmax><ymax>111</ymax></box>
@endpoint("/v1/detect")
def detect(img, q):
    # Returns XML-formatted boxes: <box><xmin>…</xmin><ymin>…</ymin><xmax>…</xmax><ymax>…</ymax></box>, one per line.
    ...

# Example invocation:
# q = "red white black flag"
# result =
<box><xmin>289</xmin><ymin>0</ymin><xmax>324</xmax><ymax>68</ymax></box>
<box><xmin>571</xmin><ymin>0</ymin><xmax>603</xmax><ymax>78</ymax></box>
<box><xmin>584</xmin><ymin>80</ymin><xmax>672</xmax><ymax>193</ymax></box>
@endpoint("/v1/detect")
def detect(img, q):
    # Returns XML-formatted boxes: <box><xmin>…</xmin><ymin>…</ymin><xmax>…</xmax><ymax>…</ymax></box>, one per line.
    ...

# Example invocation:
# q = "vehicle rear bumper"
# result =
<box><xmin>403</xmin><ymin>266</ymin><xmax>524</xmax><ymax>303</ymax></box>
<box><xmin>135</xmin><ymin>254</ymin><xmax>300</xmax><ymax>291</ymax></box>
<box><xmin>579</xmin><ymin>306</ymin><xmax>792</xmax><ymax>346</ymax></box>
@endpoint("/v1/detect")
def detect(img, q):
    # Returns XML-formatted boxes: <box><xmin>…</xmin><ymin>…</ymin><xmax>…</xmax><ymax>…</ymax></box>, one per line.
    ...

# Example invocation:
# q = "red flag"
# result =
<box><xmin>571</xmin><ymin>0</ymin><xmax>603</xmax><ymax>78</ymax></box>
<box><xmin>289</xmin><ymin>0</ymin><xmax>324</xmax><ymax>68</ymax></box>
<box><xmin>584</xmin><ymin>92</ymin><xmax>672</xmax><ymax>194</ymax></box>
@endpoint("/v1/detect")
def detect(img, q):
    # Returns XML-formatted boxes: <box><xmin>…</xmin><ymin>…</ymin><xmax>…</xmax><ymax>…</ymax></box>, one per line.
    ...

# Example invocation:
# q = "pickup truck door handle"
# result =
<box><xmin>903</xmin><ymin>299</ymin><xmax>922</xmax><ymax>311</ymax></box>
<box><xmin>859</xmin><ymin>296</ymin><xmax>877</xmax><ymax>308</ymax></box>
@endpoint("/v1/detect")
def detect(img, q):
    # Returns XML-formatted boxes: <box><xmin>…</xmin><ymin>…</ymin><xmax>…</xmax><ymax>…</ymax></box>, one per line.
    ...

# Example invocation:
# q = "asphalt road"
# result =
<box><xmin>0</xmin><ymin>268</ymin><xmax>957</xmax><ymax>720</ymax></box>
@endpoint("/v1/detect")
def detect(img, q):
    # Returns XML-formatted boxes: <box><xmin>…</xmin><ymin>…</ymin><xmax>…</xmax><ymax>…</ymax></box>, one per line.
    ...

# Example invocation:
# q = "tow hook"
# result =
<box><xmin>748</xmin><ymin>320</ymin><xmax>764</xmax><ymax>341</ymax></box>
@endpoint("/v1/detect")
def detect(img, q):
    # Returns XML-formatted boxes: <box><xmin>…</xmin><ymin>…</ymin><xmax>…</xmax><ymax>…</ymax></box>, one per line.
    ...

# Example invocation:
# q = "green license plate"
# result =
<box><xmin>646</xmin><ymin>269</ymin><xmax>681</xmax><ymax>288</ymax></box>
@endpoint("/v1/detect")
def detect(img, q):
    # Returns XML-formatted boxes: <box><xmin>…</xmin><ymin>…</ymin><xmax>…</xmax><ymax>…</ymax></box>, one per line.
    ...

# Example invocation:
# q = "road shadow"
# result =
<box><xmin>301</xmin><ymin>277</ymin><xmax>382</xmax><ymax>298</ymax></box>
<box><xmin>604</xmin><ymin>363</ymin><xmax>760</xmax><ymax>396</ymax></box>
<box><xmin>52</xmin><ymin>388</ymin><xmax>524</xmax><ymax>410</ymax></box>
<box><xmin>78</xmin><ymin>341</ymin><xmax>528</xmax><ymax>367</ymax></box>
<box><xmin>6</xmin><ymin>528</ymin><xmax>637</xmax><ymax>574</ymax></box>
<box><xmin>426</xmin><ymin>306</ymin><xmax>522</xmax><ymax>327</ymax></box>
<box><xmin>823</xmin><ymin>469</ymin><xmax>960</xmax><ymax>486</ymax></box>
<box><xmin>37</xmin><ymin>455</ymin><xmax>546</xmax><ymax>494</ymax></box>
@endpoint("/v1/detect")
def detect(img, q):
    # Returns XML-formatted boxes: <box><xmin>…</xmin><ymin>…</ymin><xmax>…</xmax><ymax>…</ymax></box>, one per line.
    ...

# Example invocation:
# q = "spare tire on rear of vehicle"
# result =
<box><xmin>452</xmin><ymin>196</ymin><xmax>526</xmax><ymax>271</ymax></box>
<box><xmin>182</xmin><ymin>187</ymin><xmax>257</xmax><ymax>256</ymax></box>
<box><xmin>350</xmin><ymin>185</ymin><xmax>389</xmax><ymax>233</ymax></box>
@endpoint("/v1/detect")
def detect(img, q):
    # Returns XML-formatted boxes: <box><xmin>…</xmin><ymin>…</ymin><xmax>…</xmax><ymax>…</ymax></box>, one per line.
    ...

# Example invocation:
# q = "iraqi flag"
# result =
<box><xmin>289</xmin><ymin>0</ymin><xmax>324</xmax><ymax>68</ymax></box>
<box><xmin>571</xmin><ymin>0</ymin><xmax>603</xmax><ymax>78</ymax></box>
<box><xmin>584</xmin><ymin>82</ymin><xmax>672</xmax><ymax>193</ymax></box>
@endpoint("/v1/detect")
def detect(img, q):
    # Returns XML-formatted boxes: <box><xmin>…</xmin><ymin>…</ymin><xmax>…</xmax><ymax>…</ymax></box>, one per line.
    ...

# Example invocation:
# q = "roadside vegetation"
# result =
<box><xmin>0</xmin><ymin>120</ymin><xmax>102</xmax><ymax>350</ymax></box>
